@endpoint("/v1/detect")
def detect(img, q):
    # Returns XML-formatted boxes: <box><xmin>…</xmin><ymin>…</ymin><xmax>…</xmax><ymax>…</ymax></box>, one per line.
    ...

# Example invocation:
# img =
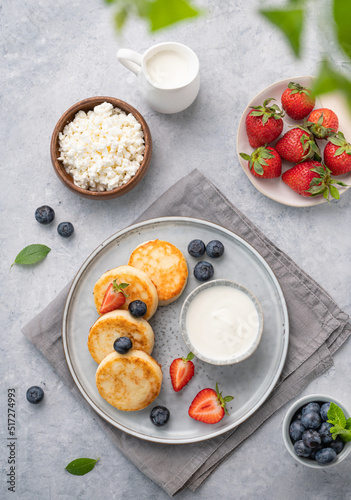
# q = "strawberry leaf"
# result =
<box><xmin>240</xmin><ymin>153</ymin><xmax>251</xmax><ymax>161</ymax></box>
<box><xmin>329</xmin><ymin>185</ymin><xmax>340</xmax><ymax>200</ymax></box>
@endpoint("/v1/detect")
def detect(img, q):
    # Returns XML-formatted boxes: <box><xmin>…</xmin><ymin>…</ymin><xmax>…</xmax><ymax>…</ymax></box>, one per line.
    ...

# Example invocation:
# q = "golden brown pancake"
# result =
<box><xmin>88</xmin><ymin>309</ymin><xmax>154</xmax><ymax>364</ymax></box>
<box><xmin>96</xmin><ymin>350</ymin><xmax>162</xmax><ymax>411</ymax></box>
<box><xmin>93</xmin><ymin>265</ymin><xmax>158</xmax><ymax>320</ymax></box>
<box><xmin>128</xmin><ymin>240</ymin><xmax>188</xmax><ymax>305</ymax></box>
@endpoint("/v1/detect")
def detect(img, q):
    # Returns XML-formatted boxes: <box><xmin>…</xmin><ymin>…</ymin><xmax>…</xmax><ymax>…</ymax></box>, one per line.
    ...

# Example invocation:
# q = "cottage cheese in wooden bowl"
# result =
<box><xmin>51</xmin><ymin>97</ymin><xmax>152</xmax><ymax>199</ymax></box>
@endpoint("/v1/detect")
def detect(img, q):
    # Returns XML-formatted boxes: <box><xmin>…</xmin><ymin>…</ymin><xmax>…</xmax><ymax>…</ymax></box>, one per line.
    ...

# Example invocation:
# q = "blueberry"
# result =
<box><xmin>150</xmin><ymin>406</ymin><xmax>170</xmax><ymax>426</ymax></box>
<box><xmin>128</xmin><ymin>300</ymin><xmax>147</xmax><ymax>318</ymax></box>
<box><xmin>315</xmin><ymin>447</ymin><xmax>337</xmax><ymax>465</ymax></box>
<box><xmin>188</xmin><ymin>239</ymin><xmax>206</xmax><ymax>258</ymax></box>
<box><xmin>310</xmin><ymin>445</ymin><xmax>323</xmax><ymax>460</ymax></box>
<box><xmin>194</xmin><ymin>261</ymin><xmax>214</xmax><ymax>282</ymax></box>
<box><xmin>294</xmin><ymin>440</ymin><xmax>312</xmax><ymax>458</ymax></box>
<box><xmin>206</xmin><ymin>240</ymin><xmax>224</xmax><ymax>258</ymax></box>
<box><xmin>293</xmin><ymin>410</ymin><xmax>302</xmax><ymax>421</ymax></box>
<box><xmin>330</xmin><ymin>438</ymin><xmax>344</xmax><ymax>454</ymax></box>
<box><xmin>319</xmin><ymin>422</ymin><xmax>333</xmax><ymax>445</ymax></box>
<box><xmin>301</xmin><ymin>402</ymin><xmax>320</xmax><ymax>415</ymax></box>
<box><xmin>289</xmin><ymin>420</ymin><xmax>305</xmax><ymax>442</ymax></box>
<box><xmin>26</xmin><ymin>386</ymin><xmax>44</xmax><ymax>404</ymax></box>
<box><xmin>57</xmin><ymin>222</ymin><xmax>74</xmax><ymax>238</ymax></box>
<box><xmin>301</xmin><ymin>411</ymin><xmax>321</xmax><ymax>430</ymax></box>
<box><xmin>320</xmin><ymin>402</ymin><xmax>331</xmax><ymax>422</ymax></box>
<box><xmin>35</xmin><ymin>205</ymin><xmax>55</xmax><ymax>225</ymax></box>
<box><xmin>113</xmin><ymin>336</ymin><xmax>132</xmax><ymax>354</ymax></box>
<box><xmin>302</xmin><ymin>429</ymin><xmax>321</xmax><ymax>449</ymax></box>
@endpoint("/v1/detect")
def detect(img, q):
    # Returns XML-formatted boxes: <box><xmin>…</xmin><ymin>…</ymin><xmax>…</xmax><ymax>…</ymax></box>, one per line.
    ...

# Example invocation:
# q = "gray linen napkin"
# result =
<box><xmin>22</xmin><ymin>169</ymin><xmax>351</xmax><ymax>497</ymax></box>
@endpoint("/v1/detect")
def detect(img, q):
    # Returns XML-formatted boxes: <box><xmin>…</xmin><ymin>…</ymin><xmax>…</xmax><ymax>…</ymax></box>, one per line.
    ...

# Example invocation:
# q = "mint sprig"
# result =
<box><xmin>327</xmin><ymin>402</ymin><xmax>351</xmax><ymax>442</ymax></box>
<box><xmin>11</xmin><ymin>244</ymin><xmax>51</xmax><ymax>267</ymax></box>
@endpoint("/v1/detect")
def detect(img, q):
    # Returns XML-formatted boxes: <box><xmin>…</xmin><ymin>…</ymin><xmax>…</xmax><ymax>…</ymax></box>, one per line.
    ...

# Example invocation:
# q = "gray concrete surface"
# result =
<box><xmin>1</xmin><ymin>0</ymin><xmax>350</xmax><ymax>498</ymax></box>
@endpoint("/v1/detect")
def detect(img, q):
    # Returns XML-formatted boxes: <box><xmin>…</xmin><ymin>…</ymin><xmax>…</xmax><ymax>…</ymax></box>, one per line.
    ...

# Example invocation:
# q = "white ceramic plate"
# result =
<box><xmin>62</xmin><ymin>217</ymin><xmax>289</xmax><ymax>444</ymax></box>
<box><xmin>237</xmin><ymin>76</ymin><xmax>351</xmax><ymax>207</ymax></box>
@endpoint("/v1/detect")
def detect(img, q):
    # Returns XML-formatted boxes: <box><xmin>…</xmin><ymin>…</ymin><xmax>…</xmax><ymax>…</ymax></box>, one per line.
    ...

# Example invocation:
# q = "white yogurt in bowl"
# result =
<box><xmin>180</xmin><ymin>280</ymin><xmax>264</xmax><ymax>365</ymax></box>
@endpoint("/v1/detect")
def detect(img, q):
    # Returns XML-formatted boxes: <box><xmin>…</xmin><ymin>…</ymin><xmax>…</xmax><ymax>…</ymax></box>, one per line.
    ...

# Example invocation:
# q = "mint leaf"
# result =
<box><xmin>346</xmin><ymin>418</ymin><xmax>351</xmax><ymax>430</ymax></box>
<box><xmin>333</xmin><ymin>0</ymin><xmax>351</xmax><ymax>60</ymax></box>
<box><xmin>65</xmin><ymin>458</ymin><xmax>99</xmax><ymax>476</ymax></box>
<box><xmin>328</xmin><ymin>402</ymin><xmax>346</xmax><ymax>428</ymax></box>
<box><xmin>12</xmin><ymin>244</ymin><xmax>51</xmax><ymax>267</ymax></box>
<box><xmin>259</xmin><ymin>6</ymin><xmax>305</xmax><ymax>57</ymax></box>
<box><xmin>147</xmin><ymin>0</ymin><xmax>201</xmax><ymax>32</ymax></box>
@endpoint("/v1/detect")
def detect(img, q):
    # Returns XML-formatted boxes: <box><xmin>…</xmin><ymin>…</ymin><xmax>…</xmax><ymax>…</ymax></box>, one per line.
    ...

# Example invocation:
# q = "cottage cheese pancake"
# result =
<box><xmin>88</xmin><ymin>310</ymin><xmax>154</xmax><ymax>364</ymax></box>
<box><xmin>93</xmin><ymin>265</ymin><xmax>158</xmax><ymax>320</ymax></box>
<box><xmin>128</xmin><ymin>240</ymin><xmax>188</xmax><ymax>305</ymax></box>
<box><xmin>96</xmin><ymin>350</ymin><xmax>162</xmax><ymax>411</ymax></box>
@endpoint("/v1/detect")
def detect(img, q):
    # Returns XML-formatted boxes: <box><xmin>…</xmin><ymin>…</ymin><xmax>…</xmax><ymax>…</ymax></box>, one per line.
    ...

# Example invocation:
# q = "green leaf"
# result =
<box><xmin>147</xmin><ymin>0</ymin><xmax>201</xmax><ymax>32</ymax></box>
<box><xmin>12</xmin><ymin>244</ymin><xmax>51</xmax><ymax>267</ymax></box>
<box><xmin>114</xmin><ymin>6</ymin><xmax>128</xmax><ymax>31</ymax></box>
<box><xmin>223</xmin><ymin>396</ymin><xmax>234</xmax><ymax>403</ymax></box>
<box><xmin>329</xmin><ymin>185</ymin><xmax>340</xmax><ymax>200</ymax></box>
<box><xmin>259</xmin><ymin>6</ymin><xmax>305</xmax><ymax>57</ymax></box>
<box><xmin>254</xmin><ymin>162</ymin><xmax>264</xmax><ymax>175</ymax></box>
<box><xmin>345</xmin><ymin>418</ymin><xmax>351</xmax><ymax>430</ymax></box>
<box><xmin>333</xmin><ymin>0</ymin><xmax>351</xmax><ymax>60</ymax></box>
<box><xmin>240</xmin><ymin>153</ymin><xmax>251</xmax><ymax>161</ymax></box>
<box><xmin>328</xmin><ymin>402</ymin><xmax>346</xmax><ymax>428</ymax></box>
<box><xmin>65</xmin><ymin>458</ymin><xmax>99</xmax><ymax>476</ymax></box>
<box><xmin>313</xmin><ymin>59</ymin><xmax>351</xmax><ymax>112</ymax></box>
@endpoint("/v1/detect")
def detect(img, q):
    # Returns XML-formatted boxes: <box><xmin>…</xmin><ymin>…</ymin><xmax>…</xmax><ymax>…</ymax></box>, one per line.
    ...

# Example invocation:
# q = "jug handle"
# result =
<box><xmin>117</xmin><ymin>49</ymin><xmax>142</xmax><ymax>76</ymax></box>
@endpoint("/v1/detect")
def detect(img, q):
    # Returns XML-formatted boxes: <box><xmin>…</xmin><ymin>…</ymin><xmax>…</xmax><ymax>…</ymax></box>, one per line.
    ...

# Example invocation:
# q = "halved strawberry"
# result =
<box><xmin>170</xmin><ymin>352</ymin><xmax>195</xmax><ymax>392</ymax></box>
<box><xmin>188</xmin><ymin>383</ymin><xmax>234</xmax><ymax>424</ymax></box>
<box><xmin>100</xmin><ymin>279</ymin><xmax>129</xmax><ymax>314</ymax></box>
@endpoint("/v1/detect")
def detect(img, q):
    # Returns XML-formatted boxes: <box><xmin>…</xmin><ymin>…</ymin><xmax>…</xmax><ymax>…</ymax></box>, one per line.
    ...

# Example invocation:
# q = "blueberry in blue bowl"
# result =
<box><xmin>206</xmin><ymin>240</ymin><xmax>224</xmax><ymax>258</ymax></box>
<box><xmin>188</xmin><ymin>239</ymin><xmax>206</xmax><ymax>258</ymax></box>
<box><xmin>283</xmin><ymin>395</ymin><xmax>351</xmax><ymax>468</ymax></box>
<box><xmin>193</xmin><ymin>261</ymin><xmax>214</xmax><ymax>282</ymax></box>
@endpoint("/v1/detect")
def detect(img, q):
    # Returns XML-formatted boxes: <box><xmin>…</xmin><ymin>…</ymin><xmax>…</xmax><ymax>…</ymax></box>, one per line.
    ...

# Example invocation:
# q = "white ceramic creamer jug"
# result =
<box><xmin>117</xmin><ymin>42</ymin><xmax>200</xmax><ymax>114</ymax></box>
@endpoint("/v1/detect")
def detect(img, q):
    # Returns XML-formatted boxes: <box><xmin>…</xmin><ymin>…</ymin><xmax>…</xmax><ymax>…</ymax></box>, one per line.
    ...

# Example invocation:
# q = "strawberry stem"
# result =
<box><xmin>112</xmin><ymin>279</ymin><xmax>129</xmax><ymax>298</ymax></box>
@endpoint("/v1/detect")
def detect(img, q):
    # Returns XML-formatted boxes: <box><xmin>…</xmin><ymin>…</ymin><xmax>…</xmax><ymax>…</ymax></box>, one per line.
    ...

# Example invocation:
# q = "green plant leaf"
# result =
<box><xmin>328</xmin><ymin>402</ymin><xmax>347</xmax><ymax>428</ymax></box>
<box><xmin>12</xmin><ymin>244</ymin><xmax>51</xmax><ymax>267</ymax></box>
<box><xmin>313</xmin><ymin>59</ymin><xmax>351</xmax><ymax>112</ymax></box>
<box><xmin>114</xmin><ymin>6</ymin><xmax>128</xmax><ymax>31</ymax></box>
<box><xmin>147</xmin><ymin>0</ymin><xmax>201</xmax><ymax>32</ymax></box>
<box><xmin>259</xmin><ymin>5</ymin><xmax>305</xmax><ymax>57</ymax></box>
<box><xmin>65</xmin><ymin>458</ymin><xmax>99</xmax><ymax>476</ymax></box>
<box><xmin>333</xmin><ymin>0</ymin><xmax>351</xmax><ymax>60</ymax></box>
<box><xmin>329</xmin><ymin>184</ymin><xmax>340</xmax><ymax>200</ymax></box>
<box><xmin>345</xmin><ymin>418</ymin><xmax>351</xmax><ymax>430</ymax></box>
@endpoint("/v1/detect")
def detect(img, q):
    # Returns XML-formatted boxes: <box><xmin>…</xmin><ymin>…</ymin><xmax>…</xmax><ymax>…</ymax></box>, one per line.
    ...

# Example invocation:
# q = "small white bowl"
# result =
<box><xmin>179</xmin><ymin>279</ymin><xmax>264</xmax><ymax>365</ymax></box>
<box><xmin>282</xmin><ymin>394</ymin><xmax>351</xmax><ymax>468</ymax></box>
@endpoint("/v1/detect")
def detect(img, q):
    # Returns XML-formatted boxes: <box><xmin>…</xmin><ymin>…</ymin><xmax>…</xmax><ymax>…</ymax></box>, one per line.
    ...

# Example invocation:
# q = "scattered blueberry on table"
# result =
<box><xmin>188</xmin><ymin>239</ymin><xmax>206</xmax><ymax>258</ymax></box>
<box><xmin>129</xmin><ymin>300</ymin><xmax>147</xmax><ymax>318</ymax></box>
<box><xmin>150</xmin><ymin>406</ymin><xmax>170</xmax><ymax>426</ymax></box>
<box><xmin>26</xmin><ymin>386</ymin><xmax>44</xmax><ymax>404</ymax></box>
<box><xmin>193</xmin><ymin>261</ymin><xmax>214</xmax><ymax>282</ymax></box>
<box><xmin>35</xmin><ymin>206</ymin><xmax>55</xmax><ymax>225</ymax></box>
<box><xmin>57</xmin><ymin>222</ymin><xmax>74</xmax><ymax>238</ymax></box>
<box><xmin>206</xmin><ymin>240</ymin><xmax>224</xmax><ymax>258</ymax></box>
<box><xmin>114</xmin><ymin>337</ymin><xmax>133</xmax><ymax>354</ymax></box>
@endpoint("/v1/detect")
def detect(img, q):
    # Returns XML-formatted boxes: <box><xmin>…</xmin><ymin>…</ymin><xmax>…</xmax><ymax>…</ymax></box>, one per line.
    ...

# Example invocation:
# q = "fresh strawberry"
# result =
<box><xmin>324</xmin><ymin>131</ymin><xmax>351</xmax><ymax>176</ymax></box>
<box><xmin>306</xmin><ymin>108</ymin><xmax>339</xmax><ymax>139</ymax></box>
<box><xmin>281</xmin><ymin>82</ymin><xmax>315</xmax><ymax>120</ymax></box>
<box><xmin>240</xmin><ymin>146</ymin><xmax>281</xmax><ymax>178</ymax></box>
<box><xmin>170</xmin><ymin>352</ymin><xmax>195</xmax><ymax>392</ymax></box>
<box><xmin>100</xmin><ymin>279</ymin><xmax>129</xmax><ymax>314</ymax></box>
<box><xmin>282</xmin><ymin>161</ymin><xmax>346</xmax><ymax>200</ymax></box>
<box><xmin>245</xmin><ymin>98</ymin><xmax>284</xmax><ymax>148</ymax></box>
<box><xmin>188</xmin><ymin>383</ymin><xmax>234</xmax><ymax>424</ymax></box>
<box><xmin>275</xmin><ymin>127</ymin><xmax>320</xmax><ymax>163</ymax></box>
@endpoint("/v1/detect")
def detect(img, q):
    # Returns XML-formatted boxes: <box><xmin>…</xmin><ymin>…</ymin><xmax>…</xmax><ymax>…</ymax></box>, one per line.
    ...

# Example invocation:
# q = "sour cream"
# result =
<box><xmin>145</xmin><ymin>49</ymin><xmax>193</xmax><ymax>89</ymax></box>
<box><xmin>185</xmin><ymin>285</ymin><xmax>260</xmax><ymax>362</ymax></box>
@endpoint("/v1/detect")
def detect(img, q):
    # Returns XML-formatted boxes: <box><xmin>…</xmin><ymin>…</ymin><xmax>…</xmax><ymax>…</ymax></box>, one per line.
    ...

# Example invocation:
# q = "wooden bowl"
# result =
<box><xmin>50</xmin><ymin>96</ymin><xmax>152</xmax><ymax>200</ymax></box>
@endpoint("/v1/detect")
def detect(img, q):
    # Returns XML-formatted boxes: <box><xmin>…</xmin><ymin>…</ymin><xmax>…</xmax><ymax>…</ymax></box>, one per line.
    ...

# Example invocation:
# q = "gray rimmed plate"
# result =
<box><xmin>62</xmin><ymin>216</ymin><xmax>289</xmax><ymax>444</ymax></box>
